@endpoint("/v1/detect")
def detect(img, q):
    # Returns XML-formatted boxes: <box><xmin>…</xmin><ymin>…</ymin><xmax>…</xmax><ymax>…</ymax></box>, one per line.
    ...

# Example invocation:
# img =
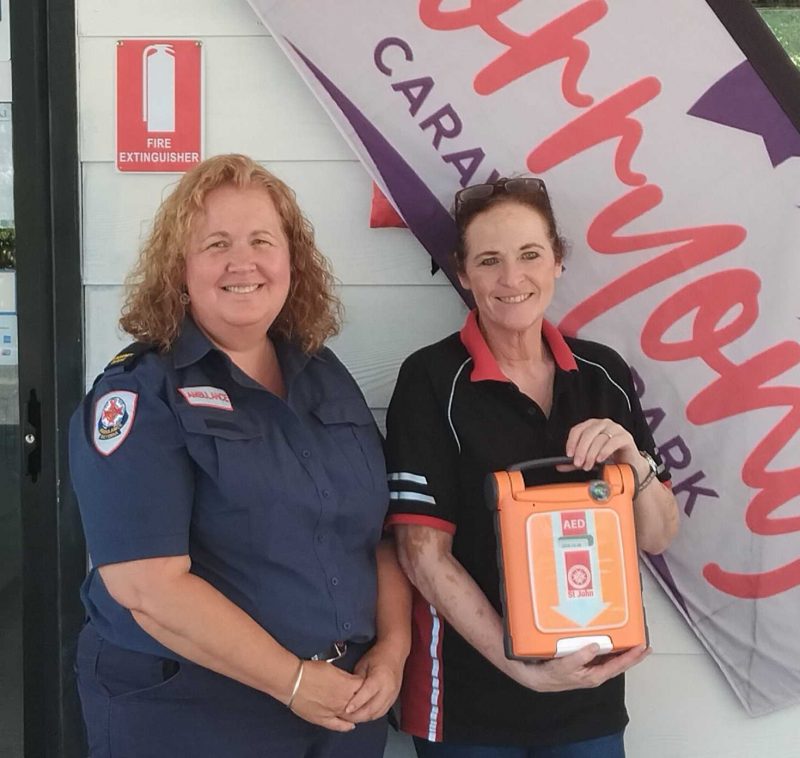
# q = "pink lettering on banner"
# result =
<box><xmin>418</xmin><ymin>0</ymin><xmax>520</xmax><ymax>30</ymax></box>
<box><xmin>527</xmin><ymin>78</ymin><xmax>661</xmax><ymax>186</ymax></box>
<box><xmin>413</xmin><ymin>2</ymin><xmax>800</xmax><ymax>599</ymax></box>
<box><xmin>419</xmin><ymin>0</ymin><xmax>607</xmax><ymax>107</ymax></box>
<box><xmin>638</xmin><ymin>273</ymin><xmax>800</xmax><ymax>598</ymax></box>
<box><xmin>562</xmin><ymin>185</ymin><xmax>747</xmax><ymax>333</ymax></box>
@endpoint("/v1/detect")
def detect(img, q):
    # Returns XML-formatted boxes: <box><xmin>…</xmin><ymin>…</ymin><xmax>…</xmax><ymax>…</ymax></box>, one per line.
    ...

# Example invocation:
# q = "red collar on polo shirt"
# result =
<box><xmin>458</xmin><ymin>309</ymin><xmax>578</xmax><ymax>382</ymax></box>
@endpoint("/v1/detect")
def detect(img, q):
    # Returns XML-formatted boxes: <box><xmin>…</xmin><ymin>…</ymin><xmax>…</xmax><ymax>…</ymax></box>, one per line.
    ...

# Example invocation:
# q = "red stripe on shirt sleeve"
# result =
<box><xmin>385</xmin><ymin>513</ymin><xmax>457</xmax><ymax>535</ymax></box>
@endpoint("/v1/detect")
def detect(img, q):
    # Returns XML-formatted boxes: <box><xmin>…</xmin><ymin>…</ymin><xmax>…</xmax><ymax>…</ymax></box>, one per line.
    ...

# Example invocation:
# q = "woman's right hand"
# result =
<box><xmin>288</xmin><ymin>660</ymin><xmax>365</xmax><ymax>732</ymax></box>
<box><xmin>507</xmin><ymin>643</ymin><xmax>651</xmax><ymax>692</ymax></box>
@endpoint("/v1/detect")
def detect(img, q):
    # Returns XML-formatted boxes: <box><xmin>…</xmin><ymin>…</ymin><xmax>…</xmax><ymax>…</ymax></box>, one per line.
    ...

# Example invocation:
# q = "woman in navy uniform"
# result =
<box><xmin>70</xmin><ymin>154</ymin><xmax>410</xmax><ymax>757</ymax></box>
<box><xmin>384</xmin><ymin>178</ymin><xmax>679</xmax><ymax>757</ymax></box>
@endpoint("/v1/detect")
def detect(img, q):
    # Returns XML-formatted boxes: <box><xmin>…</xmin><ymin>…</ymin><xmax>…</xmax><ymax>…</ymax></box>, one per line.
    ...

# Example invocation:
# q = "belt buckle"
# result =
<box><xmin>311</xmin><ymin>641</ymin><xmax>347</xmax><ymax>663</ymax></box>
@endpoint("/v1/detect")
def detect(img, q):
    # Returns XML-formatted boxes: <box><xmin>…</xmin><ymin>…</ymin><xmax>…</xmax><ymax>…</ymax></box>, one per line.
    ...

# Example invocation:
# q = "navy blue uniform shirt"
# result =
<box><xmin>70</xmin><ymin>318</ymin><xmax>389</xmax><ymax>659</ymax></box>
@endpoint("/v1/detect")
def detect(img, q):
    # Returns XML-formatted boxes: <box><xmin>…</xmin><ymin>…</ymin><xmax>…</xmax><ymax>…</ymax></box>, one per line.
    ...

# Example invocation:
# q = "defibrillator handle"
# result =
<box><xmin>497</xmin><ymin>457</ymin><xmax>639</xmax><ymax>502</ymax></box>
<box><xmin>508</xmin><ymin>456</ymin><xmax>576</xmax><ymax>472</ymax></box>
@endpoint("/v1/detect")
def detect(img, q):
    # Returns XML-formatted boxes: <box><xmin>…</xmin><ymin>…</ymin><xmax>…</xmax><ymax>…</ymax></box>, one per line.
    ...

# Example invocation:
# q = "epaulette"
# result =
<box><xmin>104</xmin><ymin>342</ymin><xmax>156</xmax><ymax>372</ymax></box>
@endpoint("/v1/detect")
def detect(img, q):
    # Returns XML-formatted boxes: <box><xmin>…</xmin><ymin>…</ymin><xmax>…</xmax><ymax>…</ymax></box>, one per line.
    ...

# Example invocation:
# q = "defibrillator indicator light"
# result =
<box><xmin>588</xmin><ymin>480</ymin><xmax>611</xmax><ymax>502</ymax></box>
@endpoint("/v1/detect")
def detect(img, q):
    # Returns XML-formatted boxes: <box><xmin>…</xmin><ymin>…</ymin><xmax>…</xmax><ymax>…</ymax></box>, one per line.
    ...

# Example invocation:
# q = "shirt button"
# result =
<box><xmin>343</xmin><ymin>622</ymin><xmax>352</xmax><ymax>631</ymax></box>
<box><xmin>527</xmin><ymin>407</ymin><xmax>537</xmax><ymax>416</ymax></box>
<box><xmin>317</xmin><ymin>533</ymin><xmax>326</xmax><ymax>543</ymax></box>
<box><xmin>331</xmin><ymin>577</ymin><xmax>339</xmax><ymax>586</ymax></box>
<box><xmin>301</xmin><ymin>449</ymin><xmax>311</xmax><ymax>459</ymax></box>
<box><xmin>322</xmin><ymin>489</ymin><xmax>330</xmax><ymax>498</ymax></box>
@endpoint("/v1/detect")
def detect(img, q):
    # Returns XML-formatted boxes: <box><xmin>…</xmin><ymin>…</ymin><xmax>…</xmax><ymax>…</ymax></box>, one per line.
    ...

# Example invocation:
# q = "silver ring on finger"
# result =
<box><xmin>599</xmin><ymin>430</ymin><xmax>613</xmax><ymax>440</ymax></box>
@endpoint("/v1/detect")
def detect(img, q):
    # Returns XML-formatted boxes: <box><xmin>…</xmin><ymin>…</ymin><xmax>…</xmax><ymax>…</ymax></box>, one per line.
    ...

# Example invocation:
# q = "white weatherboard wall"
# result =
<box><xmin>76</xmin><ymin>2</ymin><xmax>798</xmax><ymax>756</ymax></box>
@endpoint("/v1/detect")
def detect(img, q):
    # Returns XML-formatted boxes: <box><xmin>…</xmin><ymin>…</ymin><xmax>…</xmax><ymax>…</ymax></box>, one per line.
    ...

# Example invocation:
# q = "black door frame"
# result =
<box><xmin>11</xmin><ymin>0</ymin><xmax>85</xmax><ymax>755</ymax></box>
<box><xmin>710</xmin><ymin>1</ymin><xmax>800</xmax><ymax>124</ymax></box>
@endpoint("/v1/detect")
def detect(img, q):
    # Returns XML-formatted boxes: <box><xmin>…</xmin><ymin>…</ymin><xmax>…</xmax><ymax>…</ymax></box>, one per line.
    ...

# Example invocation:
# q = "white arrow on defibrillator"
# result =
<box><xmin>551</xmin><ymin>510</ymin><xmax>609</xmax><ymax>627</ymax></box>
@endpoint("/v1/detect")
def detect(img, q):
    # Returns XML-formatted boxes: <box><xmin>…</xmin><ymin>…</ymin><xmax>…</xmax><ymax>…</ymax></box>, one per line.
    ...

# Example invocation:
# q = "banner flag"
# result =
<box><xmin>247</xmin><ymin>0</ymin><xmax>800</xmax><ymax>715</ymax></box>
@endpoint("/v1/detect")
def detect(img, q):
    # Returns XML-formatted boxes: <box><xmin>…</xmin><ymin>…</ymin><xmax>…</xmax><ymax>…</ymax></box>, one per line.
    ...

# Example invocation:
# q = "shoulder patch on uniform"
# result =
<box><xmin>93</xmin><ymin>390</ymin><xmax>138</xmax><ymax>455</ymax></box>
<box><xmin>104</xmin><ymin>342</ymin><xmax>155</xmax><ymax>371</ymax></box>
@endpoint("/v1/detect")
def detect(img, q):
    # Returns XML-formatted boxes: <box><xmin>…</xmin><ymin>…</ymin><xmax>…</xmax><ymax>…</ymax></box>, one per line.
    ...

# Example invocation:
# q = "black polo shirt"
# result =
<box><xmin>385</xmin><ymin>310</ymin><xmax>670</xmax><ymax>747</ymax></box>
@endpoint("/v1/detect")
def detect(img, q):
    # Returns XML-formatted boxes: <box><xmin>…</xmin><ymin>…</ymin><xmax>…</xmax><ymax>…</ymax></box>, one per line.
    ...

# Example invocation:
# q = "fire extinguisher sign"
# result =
<box><xmin>116</xmin><ymin>40</ymin><xmax>203</xmax><ymax>173</ymax></box>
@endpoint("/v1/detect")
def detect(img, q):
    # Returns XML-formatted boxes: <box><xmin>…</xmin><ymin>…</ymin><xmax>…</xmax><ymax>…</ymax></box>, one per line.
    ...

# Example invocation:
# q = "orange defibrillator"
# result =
<box><xmin>486</xmin><ymin>457</ymin><xmax>647</xmax><ymax>660</ymax></box>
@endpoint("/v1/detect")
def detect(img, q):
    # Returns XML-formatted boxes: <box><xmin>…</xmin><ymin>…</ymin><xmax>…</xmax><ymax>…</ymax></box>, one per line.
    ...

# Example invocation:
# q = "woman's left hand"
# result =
<box><xmin>564</xmin><ymin>418</ymin><xmax>679</xmax><ymax>554</ymax></box>
<box><xmin>342</xmin><ymin>641</ymin><xmax>405</xmax><ymax>723</ymax></box>
<box><xmin>564</xmin><ymin>418</ymin><xmax>641</xmax><ymax>472</ymax></box>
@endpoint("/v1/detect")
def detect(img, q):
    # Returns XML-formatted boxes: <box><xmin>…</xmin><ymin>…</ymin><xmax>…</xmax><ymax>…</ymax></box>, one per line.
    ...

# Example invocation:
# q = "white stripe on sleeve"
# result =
<box><xmin>387</xmin><ymin>472</ymin><xmax>428</xmax><ymax>485</ymax></box>
<box><xmin>389</xmin><ymin>491</ymin><xmax>436</xmax><ymax>506</ymax></box>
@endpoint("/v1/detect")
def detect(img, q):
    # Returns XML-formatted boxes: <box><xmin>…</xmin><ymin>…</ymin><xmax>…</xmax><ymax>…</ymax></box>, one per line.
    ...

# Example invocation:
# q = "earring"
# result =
<box><xmin>179</xmin><ymin>291</ymin><xmax>190</xmax><ymax>305</ymax></box>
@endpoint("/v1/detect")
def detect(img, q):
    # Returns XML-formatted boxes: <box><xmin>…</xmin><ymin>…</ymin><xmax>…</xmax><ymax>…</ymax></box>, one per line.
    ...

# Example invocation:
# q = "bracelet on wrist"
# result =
<box><xmin>286</xmin><ymin>659</ymin><xmax>304</xmax><ymax>710</ymax></box>
<box><xmin>637</xmin><ymin>468</ymin><xmax>657</xmax><ymax>494</ymax></box>
<box><xmin>634</xmin><ymin>450</ymin><xmax>659</xmax><ymax>499</ymax></box>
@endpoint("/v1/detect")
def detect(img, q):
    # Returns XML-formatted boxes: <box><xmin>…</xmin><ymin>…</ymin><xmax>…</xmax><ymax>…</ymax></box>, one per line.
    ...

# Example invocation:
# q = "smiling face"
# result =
<box><xmin>458</xmin><ymin>200</ymin><xmax>562</xmax><ymax>339</ymax></box>
<box><xmin>184</xmin><ymin>183</ymin><xmax>291</xmax><ymax>345</ymax></box>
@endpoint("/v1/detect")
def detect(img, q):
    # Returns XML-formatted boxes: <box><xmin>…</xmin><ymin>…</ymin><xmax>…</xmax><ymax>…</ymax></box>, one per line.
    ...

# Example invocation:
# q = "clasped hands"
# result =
<box><xmin>286</xmin><ymin>642</ymin><xmax>404</xmax><ymax>732</ymax></box>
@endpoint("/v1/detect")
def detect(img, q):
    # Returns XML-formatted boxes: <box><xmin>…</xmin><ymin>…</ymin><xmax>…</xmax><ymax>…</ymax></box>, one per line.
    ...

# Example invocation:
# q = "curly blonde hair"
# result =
<box><xmin>120</xmin><ymin>154</ymin><xmax>342</xmax><ymax>353</ymax></box>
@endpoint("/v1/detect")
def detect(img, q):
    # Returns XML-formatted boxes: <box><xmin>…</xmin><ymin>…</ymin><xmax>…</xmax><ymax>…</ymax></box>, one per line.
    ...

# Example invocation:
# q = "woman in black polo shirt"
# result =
<box><xmin>385</xmin><ymin>178</ymin><xmax>679</xmax><ymax>757</ymax></box>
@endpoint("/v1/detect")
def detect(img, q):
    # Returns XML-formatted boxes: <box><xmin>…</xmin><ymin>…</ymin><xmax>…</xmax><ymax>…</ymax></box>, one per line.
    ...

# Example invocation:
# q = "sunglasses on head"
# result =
<box><xmin>454</xmin><ymin>177</ymin><xmax>549</xmax><ymax>221</ymax></box>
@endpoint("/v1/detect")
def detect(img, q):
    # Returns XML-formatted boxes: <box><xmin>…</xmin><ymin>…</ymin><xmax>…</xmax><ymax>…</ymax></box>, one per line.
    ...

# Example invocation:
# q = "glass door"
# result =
<box><xmin>3</xmin><ymin>0</ymin><xmax>84</xmax><ymax>755</ymax></box>
<box><xmin>0</xmin><ymin>19</ymin><xmax>22</xmax><ymax>748</ymax></box>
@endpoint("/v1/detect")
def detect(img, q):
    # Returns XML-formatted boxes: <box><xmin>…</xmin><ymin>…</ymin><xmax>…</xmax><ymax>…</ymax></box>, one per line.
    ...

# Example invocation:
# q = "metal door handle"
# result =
<box><xmin>24</xmin><ymin>388</ymin><xmax>41</xmax><ymax>481</ymax></box>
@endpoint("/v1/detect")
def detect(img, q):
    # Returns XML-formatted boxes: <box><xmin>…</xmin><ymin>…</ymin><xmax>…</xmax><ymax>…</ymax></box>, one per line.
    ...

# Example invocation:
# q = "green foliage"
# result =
<box><xmin>0</xmin><ymin>226</ymin><xmax>14</xmax><ymax>269</ymax></box>
<box><xmin>759</xmin><ymin>9</ymin><xmax>800</xmax><ymax>67</ymax></box>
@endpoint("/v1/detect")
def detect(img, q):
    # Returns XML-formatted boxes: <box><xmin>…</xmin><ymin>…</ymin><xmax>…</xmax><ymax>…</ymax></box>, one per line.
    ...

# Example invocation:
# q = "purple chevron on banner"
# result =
<box><xmin>689</xmin><ymin>61</ymin><xmax>800</xmax><ymax>167</ymax></box>
<box><xmin>289</xmin><ymin>41</ymin><xmax>474</xmax><ymax>306</ymax></box>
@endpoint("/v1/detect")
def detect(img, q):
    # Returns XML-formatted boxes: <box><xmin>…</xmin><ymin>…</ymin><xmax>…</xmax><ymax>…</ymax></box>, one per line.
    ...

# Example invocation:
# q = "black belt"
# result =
<box><xmin>309</xmin><ymin>641</ymin><xmax>347</xmax><ymax>663</ymax></box>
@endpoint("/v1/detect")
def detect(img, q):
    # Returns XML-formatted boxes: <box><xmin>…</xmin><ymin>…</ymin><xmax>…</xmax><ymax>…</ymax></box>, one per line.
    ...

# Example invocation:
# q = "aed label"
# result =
<box><xmin>561</xmin><ymin>511</ymin><xmax>588</xmax><ymax>536</ymax></box>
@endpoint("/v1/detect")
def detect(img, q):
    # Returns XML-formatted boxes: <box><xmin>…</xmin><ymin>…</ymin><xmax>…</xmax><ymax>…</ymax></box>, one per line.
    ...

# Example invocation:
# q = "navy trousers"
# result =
<box><xmin>75</xmin><ymin>624</ymin><xmax>388</xmax><ymax>758</ymax></box>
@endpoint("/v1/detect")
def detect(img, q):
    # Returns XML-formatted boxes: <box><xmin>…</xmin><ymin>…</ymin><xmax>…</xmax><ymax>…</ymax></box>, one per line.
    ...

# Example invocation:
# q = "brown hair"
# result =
<box><xmin>453</xmin><ymin>178</ymin><xmax>567</xmax><ymax>272</ymax></box>
<box><xmin>120</xmin><ymin>154</ymin><xmax>342</xmax><ymax>353</ymax></box>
